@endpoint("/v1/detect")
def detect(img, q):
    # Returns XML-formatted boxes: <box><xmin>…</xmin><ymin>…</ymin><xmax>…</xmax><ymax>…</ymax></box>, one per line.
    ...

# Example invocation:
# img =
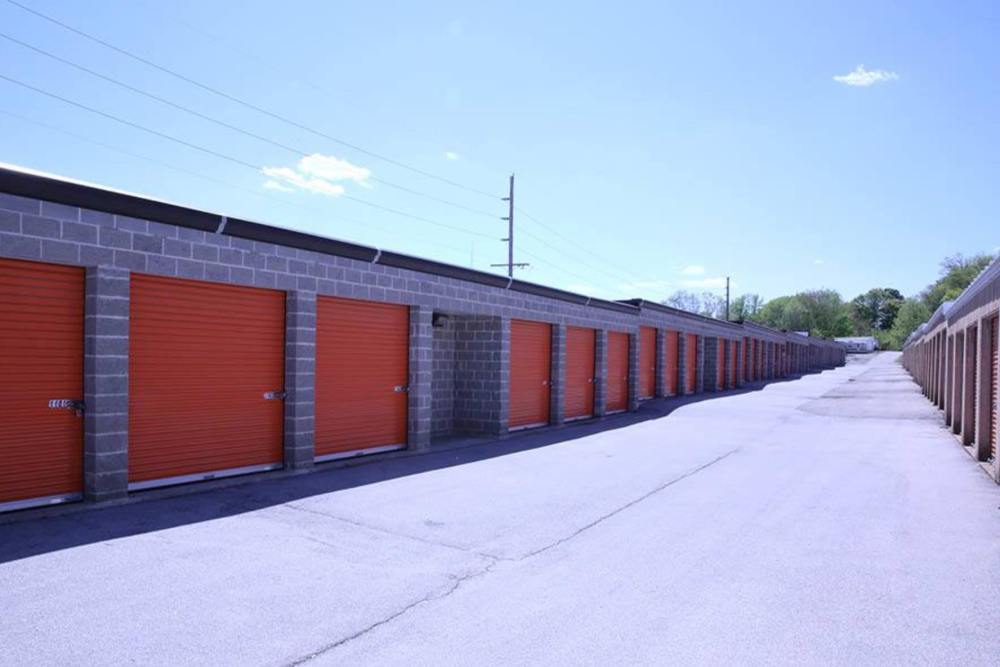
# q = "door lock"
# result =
<box><xmin>394</xmin><ymin>386</ymin><xmax>409</xmax><ymax>393</ymax></box>
<box><xmin>49</xmin><ymin>399</ymin><xmax>85</xmax><ymax>417</ymax></box>
<box><xmin>263</xmin><ymin>390</ymin><xmax>287</xmax><ymax>400</ymax></box>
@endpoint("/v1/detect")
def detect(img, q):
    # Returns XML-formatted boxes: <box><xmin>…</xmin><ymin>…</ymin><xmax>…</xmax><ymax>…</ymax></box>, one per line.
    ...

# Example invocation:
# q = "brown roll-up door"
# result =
<box><xmin>665</xmin><ymin>331</ymin><xmax>679</xmax><ymax>395</ymax></box>
<box><xmin>129</xmin><ymin>275</ymin><xmax>285</xmax><ymax>489</ymax></box>
<box><xmin>743</xmin><ymin>337</ymin><xmax>750</xmax><ymax>381</ymax></box>
<box><xmin>607</xmin><ymin>331</ymin><xmax>629</xmax><ymax>412</ymax></box>
<box><xmin>716</xmin><ymin>339</ymin><xmax>725</xmax><ymax>389</ymax></box>
<box><xmin>639</xmin><ymin>326</ymin><xmax>656</xmax><ymax>400</ymax></box>
<box><xmin>510</xmin><ymin>319</ymin><xmax>551</xmax><ymax>429</ymax></box>
<box><xmin>990</xmin><ymin>315</ymin><xmax>998</xmax><ymax>461</ymax></box>
<box><xmin>0</xmin><ymin>258</ymin><xmax>84</xmax><ymax>510</ymax></box>
<box><xmin>685</xmin><ymin>333</ymin><xmax>697</xmax><ymax>394</ymax></box>
<box><xmin>316</xmin><ymin>296</ymin><xmax>409</xmax><ymax>459</ymax></box>
<box><xmin>565</xmin><ymin>326</ymin><xmax>595</xmax><ymax>421</ymax></box>
<box><xmin>729</xmin><ymin>340</ymin><xmax>737</xmax><ymax>388</ymax></box>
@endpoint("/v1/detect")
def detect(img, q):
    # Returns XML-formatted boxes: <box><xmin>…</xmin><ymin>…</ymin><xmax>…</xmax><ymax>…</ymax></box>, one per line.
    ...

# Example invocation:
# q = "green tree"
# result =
<box><xmin>850</xmin><ymin>287</ymin><xmax>904</xmax><ymax>334</ymax></box>
<box><xmin>729</xmin><ymin>293</ymin><xmax>763</xmax><ymax>321</ymax></box>
<box><xmin>920</xmin><ymin>253</ymin><xmax>993</xmax><ymax>312</ymax></box>
<box><xmin>884</xmin><ymin>299</ymin><xmax>931</xmax><ymax>350</ymax></box>
<box><xmin>753</xmin><ymin>290</ymin><xmax>850</xmax><ymax>337</ymax></box>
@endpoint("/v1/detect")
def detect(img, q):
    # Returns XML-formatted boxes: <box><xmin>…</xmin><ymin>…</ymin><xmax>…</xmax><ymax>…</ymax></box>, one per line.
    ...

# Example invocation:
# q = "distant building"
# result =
<box><xmin>835</xmin><ymin>336</ymin><xmax>879</xmax><ymax>353</ymax></box>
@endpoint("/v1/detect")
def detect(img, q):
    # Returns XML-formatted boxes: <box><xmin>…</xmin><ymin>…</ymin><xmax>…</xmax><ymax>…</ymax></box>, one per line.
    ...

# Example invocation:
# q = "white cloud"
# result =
<box><xmin>263</xmin><ymin>179</ymin><xmax>294</xmax><ymax>193</ymax></box>
<box><xmin>833</xmin><ymin>65</ymin><xmax>899</xmax><ymax>87</ymax></box>
<box><xmin>681</xmin><ymin>276</ymin><xmax>728</xmax><ymax>289</ymax></box>
<box><xmin>813</xmin><ymin>258</ymin><xmax>825</xmax><ymax>265</ymax></box>
<box><xmin>260</xmin><ymin>153</ymin><xmax>370</xmax><ymax>197</ymax></box>
<box><xmin>445</xmin><ymin>151</ymin><xmax>459</xmax><ymax>161</ymax></box>
<box><xmin>681</xmin><ymin>265</ymin><xmax>705</xmax><ymax>276</ymax></box>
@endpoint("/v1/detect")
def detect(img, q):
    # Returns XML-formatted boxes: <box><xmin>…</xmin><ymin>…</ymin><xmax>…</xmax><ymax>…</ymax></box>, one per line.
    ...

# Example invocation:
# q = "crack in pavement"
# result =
<box><xmin>281</xmin><ymin>448</ymin><xmax>739</xmax><ymax>665</ymax></box>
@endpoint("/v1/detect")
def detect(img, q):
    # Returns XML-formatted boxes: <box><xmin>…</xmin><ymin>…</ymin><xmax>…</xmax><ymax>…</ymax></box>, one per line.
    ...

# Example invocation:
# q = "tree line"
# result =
<box><xmin>661</xmin><ymin>253</ymin><xmax>995</xmax><ymax>350</ymax></box>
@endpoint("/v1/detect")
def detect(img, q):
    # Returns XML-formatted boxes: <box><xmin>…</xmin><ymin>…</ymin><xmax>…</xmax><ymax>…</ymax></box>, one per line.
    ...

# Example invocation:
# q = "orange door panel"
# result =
<box><xmin>639</xmin><ymin>326</ymin><xmax>656</xmax><ymax>399</ymax></box>
<box><xmin>685</xmin><ymin>333</ymin><xmax>697</xmax><ymax>393</ymax></box>
<box><xmin>729</xmin><ymin>340</ymin><xmax>737</xmax><ymax>388</ymax></box>
<box><xmin>565</xmin><ymin>326</ymin><xmax>595</xmax><ymax>420</ymax></box>
<box><xmin>665</xmin><ymin>331</ymin><xmax>679</xmax><ymax>395</ymax></box>
<box><xmin>716</xmin><ymin>339</ymin><xmax>725</xmax><ymax>389</ymax></box>
<box><xmin>743</xmin><ymin>337</ymin><xmax>750</xmax><ymax>381</ymax></box>
<box><xmin>991</xmin><ymin>315</ymin><xmax>998</xmax><ymax>460</ymax></box>
<box><xmin>0</xmin><ymin>258</ymin><xmax>84</xmax><ymax>508</ymax></box>
<box><xmin>316</xmin><ymin>296</ymin><xmax>409</xmax><ymax>458</ymax></box>
<box><xmin>606</xmin><ymin>331</ymin><xmax>629</xmax><ymax>412</ymax></box>
<box><xmin>129</xmin><ymin>275</ymin><xmax>284</xmax><ymax>487</ymax></box>
<box><xmin>510</xmin><ymin>320</ymin><xmax>551</xmax><ymax>428</ymax></box>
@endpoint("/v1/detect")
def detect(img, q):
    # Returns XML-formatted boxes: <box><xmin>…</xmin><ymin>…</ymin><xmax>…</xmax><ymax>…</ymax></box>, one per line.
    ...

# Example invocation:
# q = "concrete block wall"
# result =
<box><xmin>0</xmin><ymin>178</ymin><xmax>848</xmax><ymax>509</ymax></box>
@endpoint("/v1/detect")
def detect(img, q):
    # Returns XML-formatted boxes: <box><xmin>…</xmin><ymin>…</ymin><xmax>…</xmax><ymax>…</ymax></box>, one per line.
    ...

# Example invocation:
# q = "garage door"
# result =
<box><xmin>510</xmin><ymin>319</ymin><xmax>551</xmax><ymax>429</ymax></box>
<box><xmin>969</xmin><ymin>326</ymin><xmax>978</xmax><ymax>441</ymax></box>
<box><xmin>639</xmin><ymin>326</ymin><xmax>656</xmax><ymax>400</ymax></box>
<box><xmin>743</xmin><ymin>337</ymin><xmax>750</xmax><ymax>382</ymax></box>
<box><xmin>665</xmin><ymin>330</ymin><xmax>679</xmax><ymax>396</ymax></box>
<box><xmin>685</xmin><ymin>333</ymin><xmax>697</xmax><ymax>394</ymax></box>
<box><xmin>0</xmin><ymin>258</ymin><xmax>84</xmax><ymax>510</ymax></box>
<box><xmin>716</xmin><ymin>338</ymin><xmax>725</xmax><ymax>390</ymax></box>
<box><xmin>316</xmin><ymin>296</ymin><xmax>409</xmax><ymax>459</ymax></box>
<box><xmin>729</xmin><ymin>340</ymin><xmax>737</xmax><ymax>388</ymax></box>
<box><xmin>607</xmin><ymin>331</ymin><xmax>629</xmax><ymax>412</ymax></box>
<box><xmin>991</xmin><ymin>315</ymin><xmax>998</xmax><ymax>461</ymax></box>
<box><xmin>129</xmin><ymin>275</ymin><xmax>285</xmax><ymax>489</ymax></box>
<box><xmin>565</xmin><ymin>326</ymin><xmax>595</xmax><ymax>421</ymax></box>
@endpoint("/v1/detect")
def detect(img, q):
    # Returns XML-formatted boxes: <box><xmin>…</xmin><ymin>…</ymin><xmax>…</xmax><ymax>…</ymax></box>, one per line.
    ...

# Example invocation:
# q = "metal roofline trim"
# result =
<box><xmin>621</xmin><ymin>299</ymin><xmax>743</xmax><ymax>330</ymax></box>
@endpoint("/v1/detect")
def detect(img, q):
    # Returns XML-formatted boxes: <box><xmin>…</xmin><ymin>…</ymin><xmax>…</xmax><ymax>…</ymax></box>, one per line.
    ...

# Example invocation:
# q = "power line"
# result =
<box><xmin>0</xmin><ymin>72</ymin><xmax>498</xmax><ymax>241</ymax></box>
<box><xmin>4</xmin><ymin>0</ymin><xmax>500</xmax><ymax>200</ymax></box>
<box><xmin>0</xmin><ymin>107</ymin><xmax>474</xmax><ymax>258</ymax></box>
<box><xmin>0</xmin><ymin>30</ymin><xmax>502</xmax><ymax>221</ymax></box>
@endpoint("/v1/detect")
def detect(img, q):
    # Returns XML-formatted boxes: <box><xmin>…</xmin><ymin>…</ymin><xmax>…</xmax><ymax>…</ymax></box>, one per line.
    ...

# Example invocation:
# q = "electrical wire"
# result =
<box><xmin>4</xmin><ymin>0</ymin><xmax>500</xmax><ymax>199</ymax></box>
<box><xmin>0</xmin><ymin>107</ymin><xmax>475</xmax><ymax>258</ymax></box>
<box><xmin>0</xmin><ymin>72</ymin><xmax>498</xmax><ymax>241</ymax></box>
<box><xmin>0</xmin><ymin>30</ymin><xmax>502</xmax><ymax>221</ymax></box>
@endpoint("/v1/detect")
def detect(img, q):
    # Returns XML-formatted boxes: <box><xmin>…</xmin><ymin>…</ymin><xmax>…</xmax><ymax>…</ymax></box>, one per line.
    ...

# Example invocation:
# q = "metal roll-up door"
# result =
<box><xmin>970</xmin><ymin>327</ymin><xmax>979</xmax><ymax>440</ymax></box>
<box><xmin>607</xmin><ymin>331</ymin><xmax>629</xmax><ymax>412</ymax></box>
<box><xmin>129</xmin><ymin>275</ymin><xmax>284</xmax><ymax>489</ymax></box>
<box><xmin>743</xmin><ymin>337</ymin><xmax>750</xmax><ymax>381</ymax></box>
<box><xmin>510</xmin><ymin>319</ymin><xmax>551</xmax><ymax>429</ymax></box>
<box><xmin>716</xmin><ymin>339</ymin><xmax>725</xmax><ymax>389</ymax></box>
<box><xmin>316</xmin><ymin>296</ymin><xmax>409</xmax><ymax>460</ymax></box>
<box><xmin>565</xmin><ymin>326</ymin><xmax>595</xmax><ymax>421</ymax></box>
<box><xmin>990</xmin><ymin>315</ymin><xmax>998</xmax><ymax>461</ymax></box>
<box><xmin>639</xmin><ymin>326</ymin><xmax>656</xmax><ymax>400</ymax></box>
<box><xmin>0</xmin><ymin>258</ymin><xmax>84</xmax><ymax>511</ymax></box>
<box><xmin>665</xmin><ymin>331</ymin><xmax>679</xmax><ymax>396</ymax></box>
<box><xmin>685</xmin><ymin>333</ymin><xmax>697</xmax><ymax>394</ymax></box>
<box><xmin>729</xmin><ymin>340</ymin><xmax>737</xmax><ymax>388</ymax></box>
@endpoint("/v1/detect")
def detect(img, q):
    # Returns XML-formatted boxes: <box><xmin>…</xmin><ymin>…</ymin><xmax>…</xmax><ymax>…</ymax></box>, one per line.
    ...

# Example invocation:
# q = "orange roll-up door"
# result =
<box><xmin>316</xmin><ymin>296</ymin><xmax>409</xmax><ymax>459</ymax></box>
<box><xmin>716</xmin><ymin>338</ymin><xmax>725</xmax><ymax>389</ymax></box>
<box><xmin>639</xmin><ymin>326</ymin><xmax>656</xmax><ymax>400</ymax></box>
<box><xmin>510</xmin><ymin>319</ymin><xmax>551</xmax><ymax>429</ymax></box>
<box><xmin>0</xmin><ymin>258</ymin><xmax>84</xmax><ymax>510</ymax></box>
<box><xmin>685</xmin><ymin>333</ymin><xmax>697</xmax><ymax>393</ymax></box>
<box><xmin>565</xmin><ymin>326</ymin><xmax>595</xmax><ymax>420</ymax></box>
<box><xmin>990</xmin><ymin>315</ymin><xmax>998</xmax><ymax>460</ymax></box>
<box><xmin>607</xmin><ymin>331</ymin><xmax>629</xmax><ymax>412</ymax></box>
<box><xmin>729</xmin><ymin>340</ymin><xmax>737</xmax><ymax>388</ymax></box>
<box><xmin>743</xmin><ymin>337</ymin><xmax>750</xmax><ymax>381</ymax></box>
<box><xmin>129</xmin><ymin>275</ymin><xmax>284</xmax><ymax>488</ymax></box>
<box><xmin>665</xmin><ymin>331</ymin><xmax>679</xmax><ymax>396</ymax></box>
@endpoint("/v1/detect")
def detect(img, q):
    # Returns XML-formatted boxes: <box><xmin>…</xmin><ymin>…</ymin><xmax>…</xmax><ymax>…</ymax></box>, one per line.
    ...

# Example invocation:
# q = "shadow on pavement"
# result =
<box><xmin>0</xmin><ymin>378</ymin><xmax>803</xmax><ymax>564</ymax></box>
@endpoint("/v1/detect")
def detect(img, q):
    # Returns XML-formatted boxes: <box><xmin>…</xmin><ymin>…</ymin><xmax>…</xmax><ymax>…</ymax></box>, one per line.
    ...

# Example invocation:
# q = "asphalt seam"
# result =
<box><xmin>281</xmin><ymin>448</ymin><xmax>739</xmax><ymax>664</ymax></box>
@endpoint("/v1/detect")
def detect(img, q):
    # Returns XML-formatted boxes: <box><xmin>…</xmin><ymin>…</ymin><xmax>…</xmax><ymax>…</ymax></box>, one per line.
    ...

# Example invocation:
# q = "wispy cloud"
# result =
<box><xmin>681</xmin><ymin>276</ymin><xmax>728</xmax><ymax>289</ymax></box>
<box><xmin>445</xmin><ymin>151</ymin><xmax>459</xmax><ymax>161</ymax></box>
<box><xmin>681</xmin><ymin>265</ymin><xmax>705</xmax><ymax>276</ymax></box>
<box><xmin>833</xmin><ymin>65</ymin><xmax>898</xmax><ymax>87</ymax></box>
<box><xmin>261</xmin><ymin>153</ymin><xmax>371</xmax><ymax>196</ymax></box>
<box><xmin>263</xmin><ymin>179</ymin><xmax>294</xmax><ymax>193</ymax></box>
<box><xmin>813</xmin><ymin>259</ymin><xmax>825</xmax><ymax>265</ymax></box>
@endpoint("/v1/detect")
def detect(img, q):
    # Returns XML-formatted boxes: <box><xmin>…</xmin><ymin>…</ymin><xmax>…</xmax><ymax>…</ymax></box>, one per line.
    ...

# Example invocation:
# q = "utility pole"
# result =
<box><xmin>491</xmin><ymin>173</ymin><xmax>528</xmax><ymax>276</ymax></box>
<box><xmin>725</xmin><ymin>276</ymin><xmax>731</xmax><ymax>320</ymax></box>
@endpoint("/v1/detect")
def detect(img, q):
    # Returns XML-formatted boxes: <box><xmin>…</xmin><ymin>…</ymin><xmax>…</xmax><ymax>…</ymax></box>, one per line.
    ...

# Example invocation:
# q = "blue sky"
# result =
<box><xmin>1</xmin><ymin>0</ymin><xmax>997</xmax><ymax>302</ymax></box>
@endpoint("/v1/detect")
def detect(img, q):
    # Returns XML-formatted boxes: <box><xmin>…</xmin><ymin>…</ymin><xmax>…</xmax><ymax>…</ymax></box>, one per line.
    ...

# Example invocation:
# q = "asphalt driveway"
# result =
<box><xmin>2</xmin><ymin>352</ymin><xmax>998</xmax><ymax>665</ymax></box>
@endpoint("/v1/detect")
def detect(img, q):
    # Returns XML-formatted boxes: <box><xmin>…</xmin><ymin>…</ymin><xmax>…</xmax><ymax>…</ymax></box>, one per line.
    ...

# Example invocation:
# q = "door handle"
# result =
<box><xmin>394</xmin><ymin>386</ymin><xmax>409</xmax><ymax>393</ymax></box>
<box><xmin>263</xmin><ymin>390</ymin><xmax>286</xmax><ymax>400</ymax></box>
<box><xmin>49</xmin><ymin>398</ymin><xmax>84</xmax><ymax>417</ymax></box>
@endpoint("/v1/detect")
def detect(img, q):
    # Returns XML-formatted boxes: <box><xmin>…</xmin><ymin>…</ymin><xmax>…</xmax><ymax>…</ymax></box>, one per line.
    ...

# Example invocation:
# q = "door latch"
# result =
<box><xmin>49</xmin><ymin>399</ymin><xmax>85</xmax><ymax>417</ymax></box>
<box><xmin>394</xmin><ymin>385</ymin><xmax>409</xmax><ymax>393</ymax></box>
<box><xmin>263</xmin><ymin>390</ymin><xmax>286</xmax><ymax>400</ymax></box>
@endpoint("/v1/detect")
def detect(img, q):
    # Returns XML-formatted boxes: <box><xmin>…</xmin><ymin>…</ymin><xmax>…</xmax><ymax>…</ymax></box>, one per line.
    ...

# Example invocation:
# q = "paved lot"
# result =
<box><xmin>2</xmin><ymin>352</ymin><xmax>999</xmax><ymax>665</ymax></box>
